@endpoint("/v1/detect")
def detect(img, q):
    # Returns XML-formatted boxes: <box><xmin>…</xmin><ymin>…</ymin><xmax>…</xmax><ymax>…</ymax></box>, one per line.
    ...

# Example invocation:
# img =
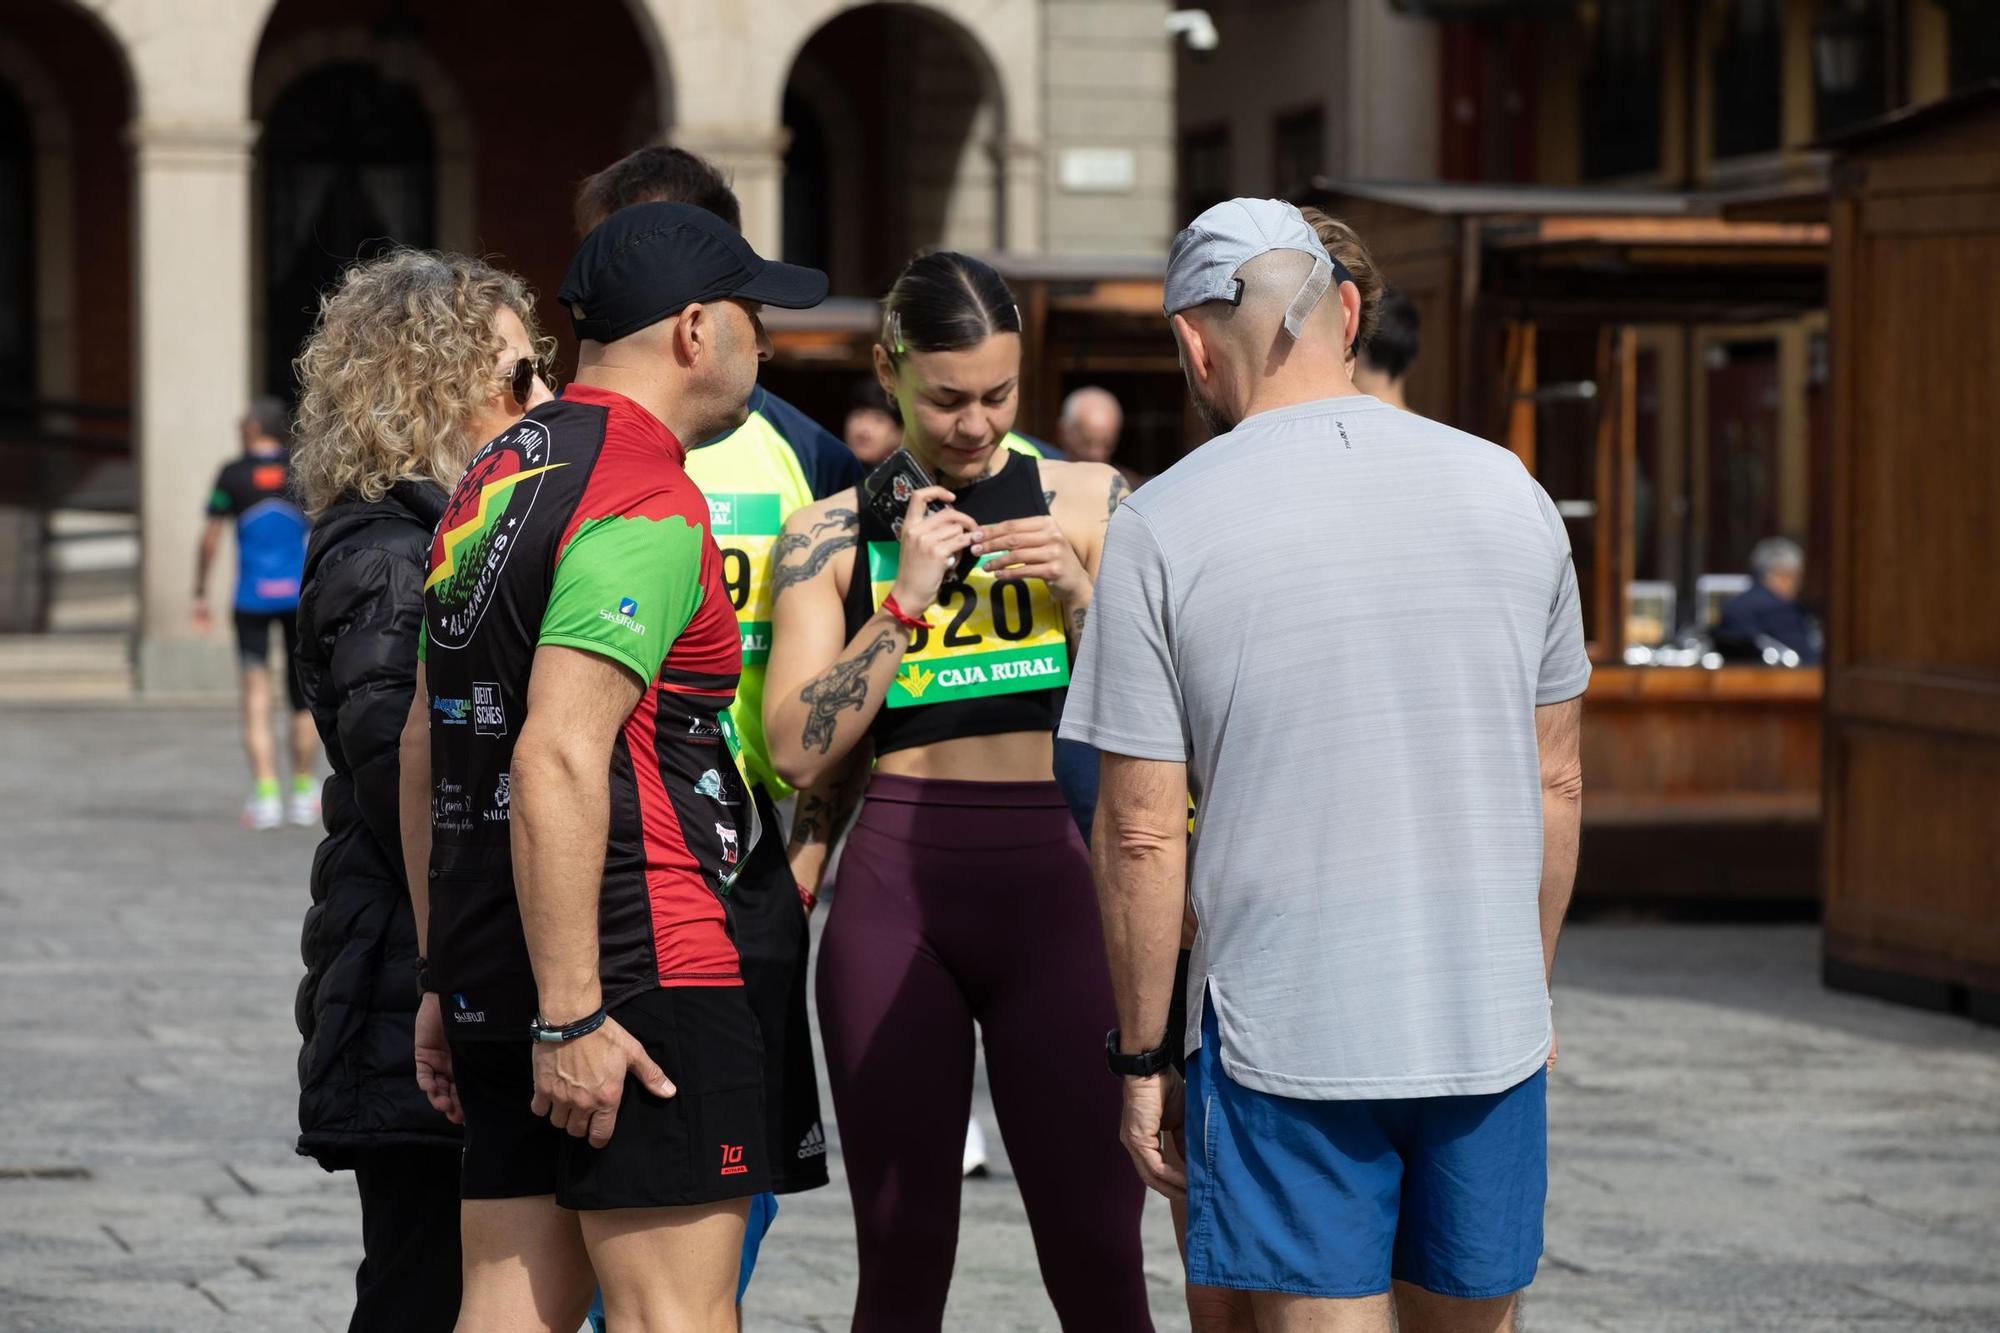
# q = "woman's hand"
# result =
<box><xmin>888</xmin><ymin>485</ymin><xmax>978</xmax><ymax>617</ymax></box>
<box><xmin>972</xmin><ymin>515</ymin><xmax>1091</xmax><ymax>605</ymax></box>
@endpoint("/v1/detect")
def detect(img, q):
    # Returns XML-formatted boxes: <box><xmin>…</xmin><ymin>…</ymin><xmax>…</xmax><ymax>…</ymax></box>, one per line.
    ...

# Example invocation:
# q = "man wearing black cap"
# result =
<box><xmin>401</xmin><ymin>202</ymin><xmax>828</xmax><ymax>1330</ymax></box>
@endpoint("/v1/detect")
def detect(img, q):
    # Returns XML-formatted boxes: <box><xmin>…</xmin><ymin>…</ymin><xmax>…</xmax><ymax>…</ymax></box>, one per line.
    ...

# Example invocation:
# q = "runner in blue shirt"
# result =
<box><xmin>193</xmin><ymin>396</ymin><xmax>318</xmax><ymax>830</ymax></box>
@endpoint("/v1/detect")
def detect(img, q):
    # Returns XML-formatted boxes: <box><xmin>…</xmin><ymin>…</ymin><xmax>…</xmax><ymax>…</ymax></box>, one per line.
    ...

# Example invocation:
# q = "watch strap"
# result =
<box><xmin>1104</xmin><ymin>1027</ymin><xmax>1172</xmax><ymax>1078</ymax></box>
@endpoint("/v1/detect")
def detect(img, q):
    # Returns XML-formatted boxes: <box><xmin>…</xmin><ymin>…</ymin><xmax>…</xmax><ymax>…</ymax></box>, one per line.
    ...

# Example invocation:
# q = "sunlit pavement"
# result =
<box><xmin>2</xmin><ymin>702</ymin><xmax>1996</xmax><ymax>1331</ymax></box>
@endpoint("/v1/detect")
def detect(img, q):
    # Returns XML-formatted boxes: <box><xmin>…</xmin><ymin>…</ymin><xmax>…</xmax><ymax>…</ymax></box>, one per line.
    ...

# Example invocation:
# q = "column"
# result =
<box><xmin>131</xmin><ymin>118</ymin><xmax>257</xmax><ymax>694</ymax></box>
<box><xmin>670</xmin><ymin>124</ymin><xmax>791</xmax><ymax>258</ymax></box>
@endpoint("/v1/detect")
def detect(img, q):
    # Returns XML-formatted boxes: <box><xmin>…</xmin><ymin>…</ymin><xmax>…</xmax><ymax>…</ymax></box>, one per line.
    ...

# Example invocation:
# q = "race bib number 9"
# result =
<box><xmin>707</xmin><ymin>493</ymin><xmax>782</xmax><ymax>665</ymax></box>
<box><xmin>867</xmin><ymin>543</ymin><xmax>1071</xmax><ymax>708</ymax></box>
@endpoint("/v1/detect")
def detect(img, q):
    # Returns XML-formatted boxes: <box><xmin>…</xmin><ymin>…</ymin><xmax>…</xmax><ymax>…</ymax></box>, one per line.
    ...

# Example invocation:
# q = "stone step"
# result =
<box><xmin>0</xmin><ymin>632</ymin><xmax>135</xmax><ymax>699</ymax></box>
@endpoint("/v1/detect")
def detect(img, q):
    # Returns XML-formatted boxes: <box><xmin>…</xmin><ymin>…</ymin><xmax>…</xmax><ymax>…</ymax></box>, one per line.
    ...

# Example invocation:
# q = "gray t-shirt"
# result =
<box><xmin>1061</xmin><ymin>395</ymin><xmax>1589</xmax><ymax>1100</ymax></box>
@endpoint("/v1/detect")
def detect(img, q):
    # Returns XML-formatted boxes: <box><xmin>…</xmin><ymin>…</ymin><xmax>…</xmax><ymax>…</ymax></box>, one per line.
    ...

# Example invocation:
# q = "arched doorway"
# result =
<box><xmin>252</xmin><ymin>0</ymin><xmax>669</xmax><ymax>390</ymax></box>
<box><xmin>781</xmin><ymin>4</ymin><xmax>1006</xmax><ymax>296</ymax></box>
<box><xmin>259</xmin><ymin>63</ymin><xmax>435</xmax><ymax>399</ymax></box>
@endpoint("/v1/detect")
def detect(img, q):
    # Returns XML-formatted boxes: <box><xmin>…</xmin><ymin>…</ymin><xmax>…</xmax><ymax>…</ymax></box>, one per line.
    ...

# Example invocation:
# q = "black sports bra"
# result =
<box><xmin>840</xmin><ymin>451</ymin><xmax>1070</xmax><ymax>757</ymax></box>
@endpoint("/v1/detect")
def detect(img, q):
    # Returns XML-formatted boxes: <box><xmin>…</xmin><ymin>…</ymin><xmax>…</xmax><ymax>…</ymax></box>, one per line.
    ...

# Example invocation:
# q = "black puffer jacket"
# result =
<box><xmin>293</xmin><ymin>479</ymin><xmax>458</xmax><ymax>1168</ymax></box>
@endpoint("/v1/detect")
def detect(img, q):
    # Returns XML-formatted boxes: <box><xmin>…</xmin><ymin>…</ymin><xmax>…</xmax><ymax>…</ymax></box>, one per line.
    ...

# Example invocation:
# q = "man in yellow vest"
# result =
<box><xmin>573</xmin><ymin>149</ymin><xmax>858</xmax><ymax>1311</ymax></box>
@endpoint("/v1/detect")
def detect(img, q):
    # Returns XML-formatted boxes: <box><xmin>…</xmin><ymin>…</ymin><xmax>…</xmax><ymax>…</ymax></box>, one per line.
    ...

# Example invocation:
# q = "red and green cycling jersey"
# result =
<box><xmin>420</xmin><ymin>383</ymin><xmax>754</xmax><ymax>1038</ymax></box>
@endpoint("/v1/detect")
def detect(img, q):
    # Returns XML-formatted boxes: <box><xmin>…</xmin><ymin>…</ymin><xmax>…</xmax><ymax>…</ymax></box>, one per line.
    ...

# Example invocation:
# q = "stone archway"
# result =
<box><xmin>779</xmin><ymin>2</ymin><xmax>1011</xmax><ymax>296</ymax></box>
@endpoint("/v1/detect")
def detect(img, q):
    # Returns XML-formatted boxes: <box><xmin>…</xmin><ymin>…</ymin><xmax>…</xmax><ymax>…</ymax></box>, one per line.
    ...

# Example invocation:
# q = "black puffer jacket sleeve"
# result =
<box><xmin>294</xmin><ymin>488</ymin><xmax>458</xmax><ymax>1166</ymax></box>
<box><xmin>318</xmin><ymin>544</ymin><xmax>424</xmax><ymax>861</ymax></box>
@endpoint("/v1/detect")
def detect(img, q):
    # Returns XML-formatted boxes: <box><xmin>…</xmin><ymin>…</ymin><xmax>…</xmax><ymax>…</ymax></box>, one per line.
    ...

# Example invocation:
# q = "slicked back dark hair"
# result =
<box><xmin>574</xmin><ymin>147</ymin><xmax>742</xmax><ymax>237</ymax></box>
<box><xmin>1361</xmin><ymin>287</ymin><xmax>1421</xmax><ymax>381</ymax></box>
<box><xmin>880</xmin><ymin>252</ymin><xmax>1022</xmax><ymax>359</ymax></box>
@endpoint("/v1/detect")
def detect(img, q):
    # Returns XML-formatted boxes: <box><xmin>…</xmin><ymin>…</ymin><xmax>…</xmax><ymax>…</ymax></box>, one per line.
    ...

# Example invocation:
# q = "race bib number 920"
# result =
<box><xmin>866</xmin><ymin>542</ymin><xmax>1070</xmax><ymax>708</ymax></box>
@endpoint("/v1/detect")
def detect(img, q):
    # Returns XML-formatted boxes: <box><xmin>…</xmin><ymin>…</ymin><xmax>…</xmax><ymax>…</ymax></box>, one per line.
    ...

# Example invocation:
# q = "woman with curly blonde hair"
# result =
<box><xmin>289</xmin><ymin>249</ymin><xmax>551</xmax><ymax>1333</ymax></box>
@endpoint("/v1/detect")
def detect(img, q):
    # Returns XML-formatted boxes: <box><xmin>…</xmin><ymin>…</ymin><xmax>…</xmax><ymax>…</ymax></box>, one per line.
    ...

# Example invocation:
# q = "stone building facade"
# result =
<box><xmin>0</xmin><ymin>0</ymin><xmax>1176</xmax><ymax>689</ymax></box>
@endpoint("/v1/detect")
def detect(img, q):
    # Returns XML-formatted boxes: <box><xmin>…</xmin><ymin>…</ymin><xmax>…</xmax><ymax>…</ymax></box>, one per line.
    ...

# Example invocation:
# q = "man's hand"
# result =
<box><xmin>412</xmin><ymin>992</ymin><xmax>462</xmax><ymax>1125</ymax></box>
<box><xmin>191</xmin><ymin>595</ymin><xmax>213</xmax><ymax>635</ymax></box>
<box><xmin>1547</xmin><ymin>1023</ymin><xmax>1559</xmax><ymax>1073</ymax></box>
<box><xmin>1120</xmin><ymin>1069</ymin><xmax>1187</xmax><ymax>1199</ymax></box>
<box><xmin>529</xmin><ymin>1017</ymin><xmax>676</xmax><ymax>1148</ymax></box>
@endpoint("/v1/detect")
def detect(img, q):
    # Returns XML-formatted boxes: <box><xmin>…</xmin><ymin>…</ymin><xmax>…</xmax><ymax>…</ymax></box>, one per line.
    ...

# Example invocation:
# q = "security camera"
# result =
<box><xmin>1167</xmin><ymin>9</ymin><xmax>1219</xmax><ymax>53</ymax></box>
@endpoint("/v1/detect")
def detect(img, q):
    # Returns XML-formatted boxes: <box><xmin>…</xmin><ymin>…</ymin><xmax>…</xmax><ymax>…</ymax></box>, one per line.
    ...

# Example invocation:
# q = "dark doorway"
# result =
<box><xmin>0</xmin><ymin>81</ymin><xmax>32</xmax><ymax>402</ymax></box>
<box><xmin>261</xmin><ymin>63</ymin><xmax>434</xmax><ymax>399</ymax></box>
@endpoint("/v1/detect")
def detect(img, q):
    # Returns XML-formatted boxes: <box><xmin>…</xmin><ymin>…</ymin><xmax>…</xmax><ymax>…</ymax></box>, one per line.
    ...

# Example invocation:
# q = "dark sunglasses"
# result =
<box><xmin>505</xmin><ymin>355</ymin><xmax>555</xmax><ymax>409</ymax></box>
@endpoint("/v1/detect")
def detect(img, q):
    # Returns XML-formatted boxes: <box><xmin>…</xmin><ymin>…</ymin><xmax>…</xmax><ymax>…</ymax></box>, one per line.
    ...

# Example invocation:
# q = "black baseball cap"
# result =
<box><xmin>560</xmin><ymin>201</ymin><xmax>828</xmax><ymax>343</ymax></box>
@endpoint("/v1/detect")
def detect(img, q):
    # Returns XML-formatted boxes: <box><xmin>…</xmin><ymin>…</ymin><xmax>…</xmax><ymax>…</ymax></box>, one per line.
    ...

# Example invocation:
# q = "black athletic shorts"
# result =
<box><xmin>732</xmin><ymin>786</ymin><xmax>830</xmax><ymax>1193</ymax></box>
<box><xmin>232</xmin><ymin>610</ymin><xmax>305</xmax><ymax>711</ymax></box>
<box><xmin>448</xmin><ymin>986</ymin><xmax>771</xmax><ymax>1209</ymax></box>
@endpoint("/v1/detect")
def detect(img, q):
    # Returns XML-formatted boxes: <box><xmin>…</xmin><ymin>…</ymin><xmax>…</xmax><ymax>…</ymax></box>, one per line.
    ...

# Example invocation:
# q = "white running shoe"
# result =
<box><xmin>245</xmin><ymin>793</ymin><xmax>283</xmax><ymax>832</ymax></box>
<box><xmin>963</xmin><ymin>1115</ymin><xmax>990</xmax><ymax>1178</ymax></box>
<box><xmin>288</xmin><ymin>788</ymin><xmax>320</xmax><ymax>829</ymax></box>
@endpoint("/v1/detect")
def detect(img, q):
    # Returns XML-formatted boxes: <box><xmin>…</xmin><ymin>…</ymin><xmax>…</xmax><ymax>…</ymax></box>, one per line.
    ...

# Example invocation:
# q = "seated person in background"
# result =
<box><xmin>1350</xmin><ymin>285</ymin><xmax>1420</xmax><ymax>410</ymax></box>
<box><xmin>843</xmin><ymin>379</ymin><xmax>901</xmax><ymax>467</ymax></box>
<box><xmin>1716</xmin><ymin>537</ymin><xmax>1822</xmax><ymax>664</ymax></box>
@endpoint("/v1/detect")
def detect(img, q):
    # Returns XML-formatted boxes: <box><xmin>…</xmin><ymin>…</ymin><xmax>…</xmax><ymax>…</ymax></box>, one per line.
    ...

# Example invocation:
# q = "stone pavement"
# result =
<box><xmin>0</xmin><ymin>701</ymin><xmax>1996</xmax><ymax>1332</ymax></box>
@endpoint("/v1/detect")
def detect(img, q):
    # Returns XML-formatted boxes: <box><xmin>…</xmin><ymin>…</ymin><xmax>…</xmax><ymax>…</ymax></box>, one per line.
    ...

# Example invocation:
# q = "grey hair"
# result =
<box><xmin>1749</xmin><ymin>537</ymin><xmax>1804</xmax><ymax>581</ymax></box>
<box><xmin>1060</xmin><ymin>385</ymin><xmax>1121</xmax><ymax>425</ymax></box>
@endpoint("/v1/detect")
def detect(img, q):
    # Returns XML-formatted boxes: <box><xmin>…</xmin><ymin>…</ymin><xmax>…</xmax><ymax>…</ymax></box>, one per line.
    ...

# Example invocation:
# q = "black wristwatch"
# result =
<box><xmin>414</xmin><ymin>956</ymin><xmax>436</xmax><ymax>998</ymax></box>
<box><xmin>529</xmin><ymin>1008</ymin><xmax>609</xmax><ymax>1044</ymax></box>
<box><xmin>1105</xmin><ymin>1028</ymin><xmax>1173</xmax><ymax>1078</ymax></box>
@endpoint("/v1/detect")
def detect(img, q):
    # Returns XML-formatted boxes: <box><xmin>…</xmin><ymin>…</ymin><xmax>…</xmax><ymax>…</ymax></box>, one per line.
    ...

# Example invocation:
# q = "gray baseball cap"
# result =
<box><xmin>1164</xmin><ymin>197</ymin><xmax>1341</xmax><ymax>339</ymax></box>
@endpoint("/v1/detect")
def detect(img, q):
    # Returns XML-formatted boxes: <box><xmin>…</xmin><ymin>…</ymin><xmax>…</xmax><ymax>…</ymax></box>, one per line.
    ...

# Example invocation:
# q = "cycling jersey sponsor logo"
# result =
<box><xmin>483</xmin><ymin>773</ymin><xmax>511</xmax><ymax>824</ymax></box>
<box><xmin>687</xmin><ymin>715</ymin><xmax>722</xmax><ymax>739</ymax></box>
<box><xmin>432</xmin><ymin>779</ymin><xmax>473</xmax><ymax>834</ymax></box>
<box><xmin>472</xmin><ymin>682</ymin><xmax>507</xmax><ymax>737</ymax></box>
<box><xmin>797</xmin><ymin>1124</ymin><xmax>827</xmax><ymax>1160</ymax></box>
<box><xmin>426</xmin><ymin>420</ymin><xmax>562</xmax><ymax>650</ymax></box>
<box><xmin>432</xmin><ymin>695</ymin><xmax>472</xmax><ymax>725</ymax></box>
<box><xmin>716</xmin><ymin>823</ymin><xmax>739</xmax><ymax>866</ymax></box>
<box><xmin>695</xmin><ymin>769</ymin><xmax>724</xmax><ymax>799</ymax></box>
<box><xmin>598</xmin><ymin>596</ymin><xmax>646</xmax><ymax>635</ymax></box>
<box><xmin>720</xmin><ymin>1143</ymin><xmax>749</xmax><ymax>1177</ymax></box>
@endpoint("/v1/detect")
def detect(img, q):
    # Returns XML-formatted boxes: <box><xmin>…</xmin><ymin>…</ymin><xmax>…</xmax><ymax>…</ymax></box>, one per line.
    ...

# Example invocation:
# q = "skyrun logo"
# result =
<box><xmin>599</xmin><ymin>597</ymin><xmax>646</xmax><ymax>635</ymax></box>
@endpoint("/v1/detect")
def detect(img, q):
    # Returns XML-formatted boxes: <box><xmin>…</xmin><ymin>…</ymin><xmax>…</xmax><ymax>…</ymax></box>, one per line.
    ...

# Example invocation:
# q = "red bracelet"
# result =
<box><xmin>797</xmin><ymin>882</ymin><xmax>819</xmax><ymax>913</ymax></box>
<box><xmin>880</xmin><ymin>594</ymin><xmax>927</xmax><ymax>631</ymax></box>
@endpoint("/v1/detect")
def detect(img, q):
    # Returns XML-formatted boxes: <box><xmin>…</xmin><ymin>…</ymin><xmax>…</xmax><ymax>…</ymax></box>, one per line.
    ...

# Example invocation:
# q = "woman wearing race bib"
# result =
<box><xmin>763</xmin><ymin>252</ymin><xmax>1148</xmax><ymax>1330</ymax></box>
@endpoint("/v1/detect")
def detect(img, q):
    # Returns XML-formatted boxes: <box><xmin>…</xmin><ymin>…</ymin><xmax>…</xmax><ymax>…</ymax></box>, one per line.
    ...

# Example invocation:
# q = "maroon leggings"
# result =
<box><xmin>816</xmin><ymin>774</ymin><xmax>1152</xmax><ymax>1331</ymax></box>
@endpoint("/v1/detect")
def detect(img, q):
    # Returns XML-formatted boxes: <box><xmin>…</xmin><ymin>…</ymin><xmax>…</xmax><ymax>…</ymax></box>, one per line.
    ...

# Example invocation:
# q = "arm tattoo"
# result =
<box><xmin>1043</xmin><ymin>489</ymin><xmax>1057</xmax><ymax>508</ymax></box>
<box><xmin>789</xmin><ymin>790</ymin><xmax>837</xmax><ymax>851</ymax></box>
<box><xmin>772</xmin><ymin>509</ymin><xmax>860</xmax><ymax>598</ymax></box>
<box><xmin>1069</xmin><ymin>605</ymin><xmax>1087</xmax><ymax>639</ymax></box>
<box><xmin>798</xmin><ymin>628</ymin><xmax>899</xmax><ymax>755</ymax></box>
<box><xmin>1105</xmin><ymin>473</ymin><xmax>1130</xmax><ymax>523</ymax></box>
<box><xmin>786</xmin><ymin>757</ymin><xmax>869</xmax><ymax>853</ymax></box>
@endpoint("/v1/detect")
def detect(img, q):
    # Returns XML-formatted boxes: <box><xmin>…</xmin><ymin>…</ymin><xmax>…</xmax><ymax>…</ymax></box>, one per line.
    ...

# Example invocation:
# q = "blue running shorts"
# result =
<box><xmin>587</xmin><ymin>1190</ymin><xmax>779</xmax><ymax>1329</ymax></box>
<box><xmin>1184</xmin><ymin>1000</ymin><xmax>1545</xmax><ymax>1300</ymax></box>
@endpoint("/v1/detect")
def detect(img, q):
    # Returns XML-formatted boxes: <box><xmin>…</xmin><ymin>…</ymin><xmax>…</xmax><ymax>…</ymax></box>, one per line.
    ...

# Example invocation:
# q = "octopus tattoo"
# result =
<box><xmin>771</xmin><ymin>508</ymin><xmax>859</xmax><ymax>598</ymax></box>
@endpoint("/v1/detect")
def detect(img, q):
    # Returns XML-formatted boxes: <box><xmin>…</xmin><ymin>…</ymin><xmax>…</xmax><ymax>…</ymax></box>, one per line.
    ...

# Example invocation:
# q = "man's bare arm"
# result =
<box><xmin>510</xmin><ymin>646</ymin><xmax>644</xmax><ymax>1023</ymax></box>
<box><xmin>1092</xmin><ymin>753</ymin><xmax>1190</xmax><ymax>1052</ymax></box>
<box><xmin>1536</xmin><ymin>695</ymin><xmax>1585</xmax><ymax>984</ymax></box>
<box><xmin>397</xmin><ymin>666</ymin><xmax>433</xmax><ymax>952</ymax></box>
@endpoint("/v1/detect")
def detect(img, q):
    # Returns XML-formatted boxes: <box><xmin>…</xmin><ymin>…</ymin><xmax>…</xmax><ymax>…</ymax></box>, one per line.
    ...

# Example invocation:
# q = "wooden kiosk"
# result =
<box><xmin>1305</xmin><ymin>181</ymin><xmax>1832</xmax><ymax>901</ymax></box>
<box><xmin>1821</xmin><ymin>87</ymin><xmax>2000</xmax><ymax>1020</ymax></box>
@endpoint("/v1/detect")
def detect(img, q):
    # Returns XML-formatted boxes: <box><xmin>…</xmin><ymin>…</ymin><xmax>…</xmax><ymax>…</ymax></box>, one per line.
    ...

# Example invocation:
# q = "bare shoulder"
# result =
<box><xmin>781</xmin><ymin>487</ymin><xmax>861</xmax><ymax>537</ymax></box>
<box><xmin>1040</xmin><ymin>459</ymin><xmax>1128</xmax><ymax>526</ymax></box>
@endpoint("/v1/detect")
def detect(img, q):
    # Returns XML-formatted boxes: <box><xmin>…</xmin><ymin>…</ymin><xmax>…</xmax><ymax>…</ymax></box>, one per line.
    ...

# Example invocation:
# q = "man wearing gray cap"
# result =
<box><xmin>1064</xmin><ymin>198</ymin><xmax>1588</xmax><ymax>1331</ymax></box>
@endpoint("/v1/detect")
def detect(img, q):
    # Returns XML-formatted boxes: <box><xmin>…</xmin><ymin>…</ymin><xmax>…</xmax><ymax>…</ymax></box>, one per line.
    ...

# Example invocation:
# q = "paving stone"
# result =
<box><xmin>2</xmin><ymin>702</ymin><xmax>1996</xmax><ymax>1330</ymax></box>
